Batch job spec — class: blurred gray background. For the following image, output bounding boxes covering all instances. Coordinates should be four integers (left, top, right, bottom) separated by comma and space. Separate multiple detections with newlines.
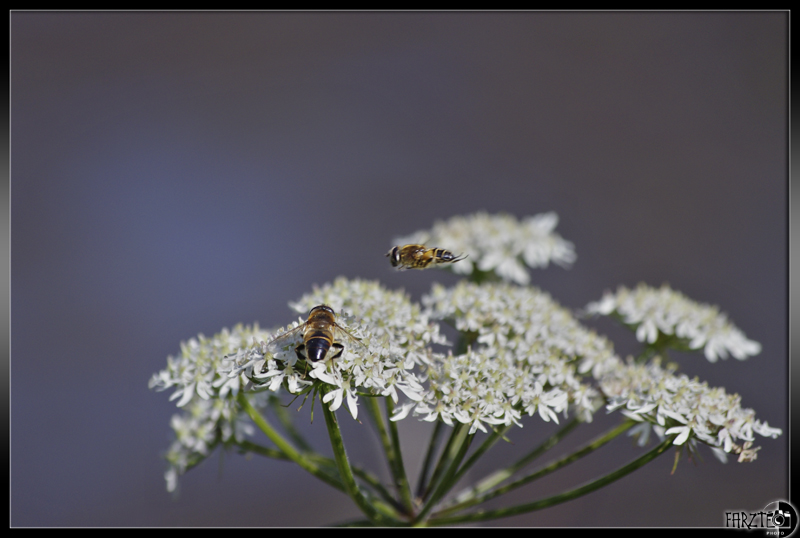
10, 12, 787, 527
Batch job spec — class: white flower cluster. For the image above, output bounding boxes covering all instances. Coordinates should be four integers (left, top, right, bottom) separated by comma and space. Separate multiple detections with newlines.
586, 284, 762, 362
600, 357, 782, 461
161, 396, 261, 492
149, 323, 270, 407
148, 324, 272, 491
390, 282, 619, 434
392, 211, 576, 285
223, 278, 446, 419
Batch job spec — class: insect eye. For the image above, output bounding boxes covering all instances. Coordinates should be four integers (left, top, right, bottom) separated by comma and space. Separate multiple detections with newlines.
389, 247, 400, 266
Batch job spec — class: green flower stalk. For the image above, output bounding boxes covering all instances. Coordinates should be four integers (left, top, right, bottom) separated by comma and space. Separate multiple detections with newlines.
150, 211, 782, 525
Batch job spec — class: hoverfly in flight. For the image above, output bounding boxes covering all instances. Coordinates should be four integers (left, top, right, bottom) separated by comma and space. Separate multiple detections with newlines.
386, 244, 467, 270
260, 305, 365, 373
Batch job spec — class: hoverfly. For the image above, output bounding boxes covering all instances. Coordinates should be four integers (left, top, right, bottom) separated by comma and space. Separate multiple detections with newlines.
260, 305, 365, 373
386, 244, 467, 270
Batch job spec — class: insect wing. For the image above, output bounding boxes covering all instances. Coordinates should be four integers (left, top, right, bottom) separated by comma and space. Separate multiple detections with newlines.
331, 322, 368, 355
448, 252, 468, 263
264, 323, 306, 358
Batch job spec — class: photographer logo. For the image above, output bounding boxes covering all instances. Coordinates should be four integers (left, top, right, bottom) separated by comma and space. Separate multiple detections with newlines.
725, 501, 797, 537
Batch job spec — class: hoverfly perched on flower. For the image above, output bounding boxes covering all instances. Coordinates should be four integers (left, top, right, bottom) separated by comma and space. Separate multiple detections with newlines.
260, 305, 365, 373
386, 244, 467, 271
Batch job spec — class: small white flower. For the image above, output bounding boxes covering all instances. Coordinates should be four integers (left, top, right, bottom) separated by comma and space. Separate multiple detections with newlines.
752, 420, 783, 439
735, 442, 761, 462
393, 211, 576, 285
665, 425, 692, 445
709, 446, 729, 463
586, 284, 762, 362
628, 421, 652, 447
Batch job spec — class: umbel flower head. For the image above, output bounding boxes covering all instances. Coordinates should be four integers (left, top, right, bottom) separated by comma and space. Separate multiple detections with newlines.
586, 283, 762, 362
600, 357, 782, 462
148, 324, 273, 491
149, 324, 270, 408
393, 211, 576, 285
389, 281, 620, 433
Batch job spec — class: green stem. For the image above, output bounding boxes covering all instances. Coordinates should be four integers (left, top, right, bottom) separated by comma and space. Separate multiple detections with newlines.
271, 394, 313, 452
427, 437, 673, 526
240, 439, 403, 513
414, 423, 472, 524
238, 439, 292, 462
347, 466, 407, 515
416, 421, 444, 499
437, 418, 633, 518
238, 393, 343, 491
320, 387, 402, 526
363, 397, 414, 514
420, 423, 463, 502
442, 416, 581, 513
384, 398, 416, 513
443, 424, 512, 497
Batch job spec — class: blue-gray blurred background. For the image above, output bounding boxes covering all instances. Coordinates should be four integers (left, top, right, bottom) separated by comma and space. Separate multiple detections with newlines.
10, 12, 787, 527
